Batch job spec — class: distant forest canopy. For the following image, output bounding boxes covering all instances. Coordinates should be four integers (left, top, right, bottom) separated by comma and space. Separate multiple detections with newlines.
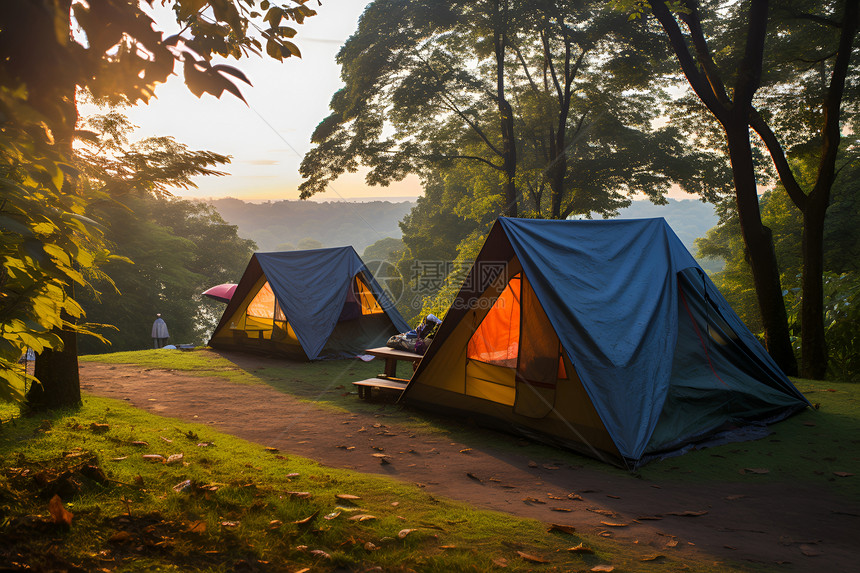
206, 198, 415, 254
207, 196, 718, 258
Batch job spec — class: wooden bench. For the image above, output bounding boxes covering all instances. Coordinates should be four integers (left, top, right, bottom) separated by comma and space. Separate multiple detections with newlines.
353, 346, 423, 399
352, 377, 409, 399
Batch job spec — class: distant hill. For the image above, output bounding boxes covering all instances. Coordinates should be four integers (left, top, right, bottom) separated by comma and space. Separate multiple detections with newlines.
612, 198, 719, 252
612, 198, 723, 272
207, 198, 415, 254
208, 196, 721, 268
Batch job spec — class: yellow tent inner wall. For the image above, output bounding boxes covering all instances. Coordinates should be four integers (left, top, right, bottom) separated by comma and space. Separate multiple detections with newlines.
355, 274, 384, 315
209, 275, 300, 351
407, 257, 621, 461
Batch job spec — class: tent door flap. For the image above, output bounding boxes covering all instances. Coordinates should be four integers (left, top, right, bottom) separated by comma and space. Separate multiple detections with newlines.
512, 277, 558, 418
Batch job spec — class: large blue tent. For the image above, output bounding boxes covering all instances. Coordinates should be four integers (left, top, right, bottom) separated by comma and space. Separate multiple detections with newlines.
209, 247, 408, 360
403, 218, 808, 467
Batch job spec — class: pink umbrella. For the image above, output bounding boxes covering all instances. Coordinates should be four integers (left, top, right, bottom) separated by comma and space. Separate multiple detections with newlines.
202, 283, 238, 303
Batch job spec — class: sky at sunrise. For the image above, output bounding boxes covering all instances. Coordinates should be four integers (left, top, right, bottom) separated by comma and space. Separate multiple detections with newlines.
108, 0, 422, 203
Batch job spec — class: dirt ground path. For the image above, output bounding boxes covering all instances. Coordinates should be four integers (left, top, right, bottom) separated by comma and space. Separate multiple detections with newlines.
79, 356, 859, 571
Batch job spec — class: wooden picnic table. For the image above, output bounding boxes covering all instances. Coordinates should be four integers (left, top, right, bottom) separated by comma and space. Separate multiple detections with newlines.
364, 346, 423, 381
353, 346, 423, 399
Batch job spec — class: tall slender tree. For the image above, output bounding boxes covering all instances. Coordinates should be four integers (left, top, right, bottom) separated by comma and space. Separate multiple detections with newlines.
642, 0, 858, 377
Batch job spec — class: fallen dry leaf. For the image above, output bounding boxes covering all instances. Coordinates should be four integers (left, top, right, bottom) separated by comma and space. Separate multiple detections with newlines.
516, 551, 548, 563
90, 423, 110, 434
48, 495, 73, 526
398, 528, 417, 539
567, 543, 594, 554
833, 472, 854, 477
364, 541, 379, 551
492, 557, 508, 568
220, 521, 239, 528
264, 447, 279, 453
292, 510, 319, 526
172, 479, 192, 493
323, 511, 341, 520
523, 496, 546, 504
636, 515, 662, 521
335, 494, 361, 501
640, 554, 666, 562
547, 523, 576, 535
310, 549, 331, 559
142, 454, 165, 462
547, 493, 564, 500
551, 507, 572, 512
741, 467, 770, 475
665, 539, 679, 548
600, 521, 629, 527
799, 544, 821, 556
108, 530, 133, 543
285, 473, 300, 479
460, 448, 473, 454
466, 472, 483, 482
348, 514, 377, 522
165, 453, 184, 465
568, 493, 583, 501
591, 566, 614, 572
286, 491, 313, 499
586, 508, 616, 517
665, 510, 708, 517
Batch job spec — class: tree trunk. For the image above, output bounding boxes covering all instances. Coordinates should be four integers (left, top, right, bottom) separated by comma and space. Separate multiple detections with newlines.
27, 324, 82, 410
549, 129, 565, 219
725, 124, 798, 376
494, 0, 517, 218
800, 196, 828, 379
27, 0, 83, 410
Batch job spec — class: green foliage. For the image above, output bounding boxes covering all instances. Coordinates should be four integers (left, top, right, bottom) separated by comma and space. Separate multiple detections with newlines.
77, 194, 256, 353
0, 95, 111, 401
786, 274, 860, 382
1, 0, 315, 404
300, 0, 727, 215
362, 237, 405, 263
0, 0, 315, 398
697, 172, 860, 381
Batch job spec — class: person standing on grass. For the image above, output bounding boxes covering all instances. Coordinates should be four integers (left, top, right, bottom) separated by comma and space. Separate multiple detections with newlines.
152, 313, 169, 349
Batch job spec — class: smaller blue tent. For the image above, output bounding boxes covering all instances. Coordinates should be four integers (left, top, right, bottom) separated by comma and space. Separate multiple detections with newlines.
402, 218, 809, 468
209, 247, 408, 360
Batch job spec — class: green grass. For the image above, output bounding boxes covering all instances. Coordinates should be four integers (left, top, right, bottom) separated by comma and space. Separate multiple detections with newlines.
81, 349, 628, 471
0, 396, 737, 572
636, 379, 860, 500
80, 349, 860, 501
80, 348, 263, 386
